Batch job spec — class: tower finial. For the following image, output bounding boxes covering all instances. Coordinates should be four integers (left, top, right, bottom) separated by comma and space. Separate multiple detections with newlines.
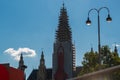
20, 53, 23, 59
63, 2, 64, 8
18, 53, 27, 73
114, 42, 118, 53
41, 50, 44, 60
90, 44, 94, 53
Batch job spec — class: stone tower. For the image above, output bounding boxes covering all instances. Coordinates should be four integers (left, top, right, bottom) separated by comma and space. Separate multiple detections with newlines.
18, 54, 27, 80
52, 4, 76, 80
18, 54, 27, 71
37, 51, 46, 80
114, 45, 118, 53
114, 45, 119, 57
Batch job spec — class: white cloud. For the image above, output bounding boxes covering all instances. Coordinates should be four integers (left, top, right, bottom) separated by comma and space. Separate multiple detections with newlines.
4, 48, 36, 61
112, 43, 120, 47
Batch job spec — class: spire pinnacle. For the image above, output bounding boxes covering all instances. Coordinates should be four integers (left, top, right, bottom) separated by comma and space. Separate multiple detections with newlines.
18, 53, 27, 72
56, 4, 72, 42
41, 51, 44, 59
62, 2, 65, 9
90, 44, 94, 53
114, 44, 118, 53
113, 43, 119, 57
91, 47, 94, 53
40, 51, 45, 65
20, 53, 23, 60
61, 2, 66, 13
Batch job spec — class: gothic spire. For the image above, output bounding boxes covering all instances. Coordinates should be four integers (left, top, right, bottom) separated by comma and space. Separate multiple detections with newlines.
62, 2, 65, 9
19, 54, 24, 69
113, 44, 119, 57
114, 45, 118, 53
56, 3, 72, 42
18, 53, 27, 80
91, 47, 94, 53
40, 51, 45, 66
37, 51, 46, 80
20, 53, 23, 61
18, 53, 27, 71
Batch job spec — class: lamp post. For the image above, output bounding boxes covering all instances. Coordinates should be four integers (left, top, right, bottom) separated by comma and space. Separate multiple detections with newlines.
86, 7, 112, 68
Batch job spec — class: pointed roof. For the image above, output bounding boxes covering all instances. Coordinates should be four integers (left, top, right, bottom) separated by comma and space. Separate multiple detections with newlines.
41, 51, 44, 60
20, 54, 23, 60
91, 47, 94, 53
40, 51, 45, 66
56, 3, 72, 42
18, 53, 27, 71
19, 53, 24, 63
114, 45, 118, 53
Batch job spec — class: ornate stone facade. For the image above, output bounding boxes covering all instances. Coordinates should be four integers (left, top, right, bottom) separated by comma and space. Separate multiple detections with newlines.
37, 51, 47, 80
52, 4, 76, 80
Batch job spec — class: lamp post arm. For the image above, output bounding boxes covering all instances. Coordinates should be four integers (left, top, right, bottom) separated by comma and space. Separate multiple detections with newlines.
88, 7, 110, 17
98, 7, 110, 14
88, 8, 98, 17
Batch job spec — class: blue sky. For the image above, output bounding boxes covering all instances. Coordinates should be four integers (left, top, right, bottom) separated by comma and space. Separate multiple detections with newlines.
0, 0, 120, 78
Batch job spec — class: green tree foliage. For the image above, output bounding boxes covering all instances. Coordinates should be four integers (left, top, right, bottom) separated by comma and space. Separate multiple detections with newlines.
79, 45, 120, 79
79, 50, 99, 75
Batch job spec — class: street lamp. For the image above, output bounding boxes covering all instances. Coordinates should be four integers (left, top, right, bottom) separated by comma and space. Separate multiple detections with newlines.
86, 7, 112, 67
